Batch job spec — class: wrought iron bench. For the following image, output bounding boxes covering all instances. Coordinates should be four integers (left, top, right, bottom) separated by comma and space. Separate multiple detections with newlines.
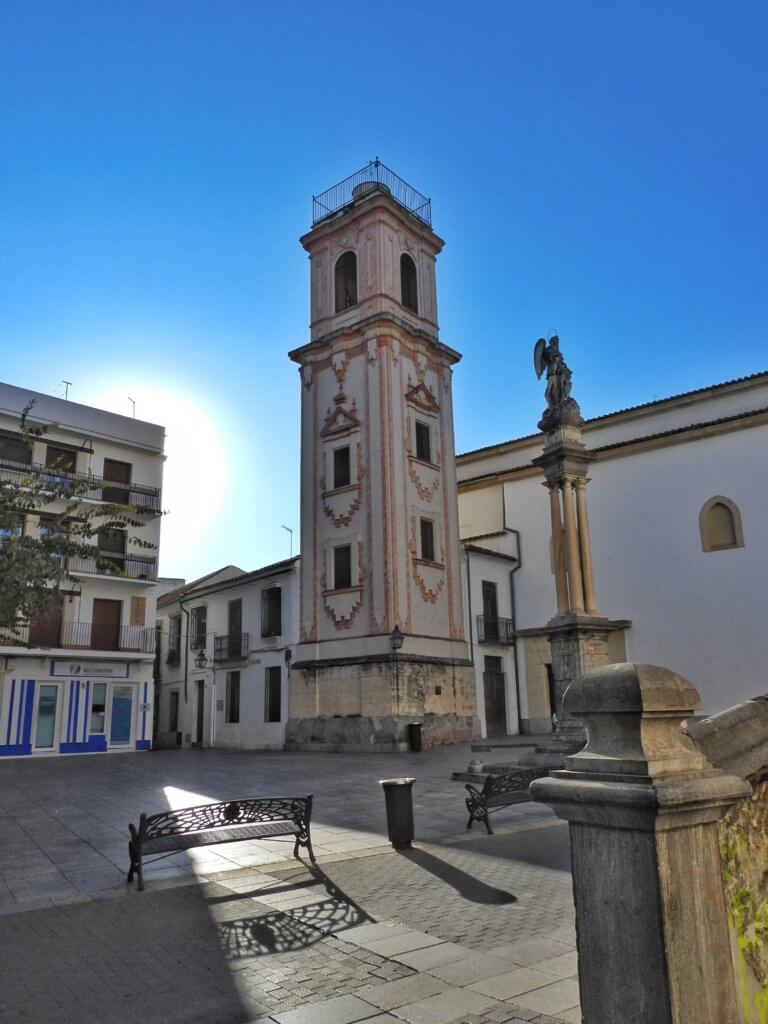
127, 794, 315, 891
466, 769, 548, 835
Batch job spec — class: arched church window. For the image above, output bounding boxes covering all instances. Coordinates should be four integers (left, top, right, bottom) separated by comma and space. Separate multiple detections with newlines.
335, 252, 357, 312
699, 496, 744, 552
400, 253, 418, 314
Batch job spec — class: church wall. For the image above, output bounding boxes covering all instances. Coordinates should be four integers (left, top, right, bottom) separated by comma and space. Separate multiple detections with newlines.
468, 421, 768, 718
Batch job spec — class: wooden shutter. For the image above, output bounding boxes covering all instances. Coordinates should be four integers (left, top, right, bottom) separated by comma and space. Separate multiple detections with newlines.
130, 596, 146, 627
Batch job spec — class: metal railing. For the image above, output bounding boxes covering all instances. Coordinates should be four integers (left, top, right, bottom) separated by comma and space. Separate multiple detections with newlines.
312, 159, 432, 227
476, 615, 515, 645
0, 455, 162, 512
0, 620, 155, 653
213, 633, 249, 662
68, 550, 158, 581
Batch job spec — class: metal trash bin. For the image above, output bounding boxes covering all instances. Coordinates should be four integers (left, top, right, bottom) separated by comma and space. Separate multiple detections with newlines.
380, 777, 415, 849
407, 722, 423, 752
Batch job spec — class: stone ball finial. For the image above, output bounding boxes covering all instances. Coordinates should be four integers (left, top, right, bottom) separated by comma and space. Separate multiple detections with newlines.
562, 663, 710, 781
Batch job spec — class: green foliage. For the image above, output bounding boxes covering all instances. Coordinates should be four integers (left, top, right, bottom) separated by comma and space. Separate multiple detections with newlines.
0, 401, 157, 632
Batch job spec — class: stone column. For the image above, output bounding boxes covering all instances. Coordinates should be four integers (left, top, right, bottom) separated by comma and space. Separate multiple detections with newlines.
547, 483, 569, 614
575, 477, 597, 615
531, 663, 750, 1024
560, 478, 584, 613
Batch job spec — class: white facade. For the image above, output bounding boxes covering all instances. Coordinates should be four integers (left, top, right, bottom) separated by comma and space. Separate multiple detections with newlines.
0, 382, 165, 757
156, 558, 299, 750
457, 372, 768, 730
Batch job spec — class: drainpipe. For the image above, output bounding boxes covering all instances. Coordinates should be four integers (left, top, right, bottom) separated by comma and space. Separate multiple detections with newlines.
507, 528, 523, 734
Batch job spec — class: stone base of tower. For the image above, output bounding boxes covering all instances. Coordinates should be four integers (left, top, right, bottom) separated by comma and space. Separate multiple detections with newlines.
286, 656, 480, 752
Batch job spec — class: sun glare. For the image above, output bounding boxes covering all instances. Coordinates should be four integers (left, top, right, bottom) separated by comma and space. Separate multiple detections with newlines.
82, 383, 231, 578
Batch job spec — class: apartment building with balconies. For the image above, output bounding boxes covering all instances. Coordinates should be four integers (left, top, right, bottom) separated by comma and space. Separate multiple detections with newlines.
155, 557, 298, 750
0, 381, 164, 757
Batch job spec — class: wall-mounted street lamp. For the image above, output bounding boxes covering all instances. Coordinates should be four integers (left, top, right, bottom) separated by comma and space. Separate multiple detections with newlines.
390, 625, 404, 711
389, 625, 404, 653
194, 649, 211, 670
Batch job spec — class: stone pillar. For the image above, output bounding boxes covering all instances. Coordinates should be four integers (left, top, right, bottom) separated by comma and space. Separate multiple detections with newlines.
531, 663, 751, 1024
561, 478, 584, 613
547, 484, 569, 614
575, 478, 597, 615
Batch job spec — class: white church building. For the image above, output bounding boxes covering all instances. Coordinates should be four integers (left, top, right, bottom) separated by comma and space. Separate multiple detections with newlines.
458, 370, 768, 735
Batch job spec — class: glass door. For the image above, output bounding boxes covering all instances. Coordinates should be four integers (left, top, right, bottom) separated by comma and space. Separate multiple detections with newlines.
35, 685, 59, 749
109, 685, 134, 746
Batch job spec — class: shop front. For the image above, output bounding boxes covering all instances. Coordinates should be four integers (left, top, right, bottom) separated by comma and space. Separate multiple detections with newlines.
0, 657, 153, 757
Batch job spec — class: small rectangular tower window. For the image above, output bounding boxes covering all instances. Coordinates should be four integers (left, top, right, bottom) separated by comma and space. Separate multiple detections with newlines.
265, 666, 282, 723
415, 421, 432, 463
333, 446, 351, 488
420, 518, 435, 562
226, 671, 240, 723
333, 544, 352, 589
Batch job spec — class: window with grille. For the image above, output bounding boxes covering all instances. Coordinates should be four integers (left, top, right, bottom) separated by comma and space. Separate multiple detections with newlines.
190, 606, 207, 649
226, 671, 241, 724
261, 587, 282, 637
265, 666, 282, 723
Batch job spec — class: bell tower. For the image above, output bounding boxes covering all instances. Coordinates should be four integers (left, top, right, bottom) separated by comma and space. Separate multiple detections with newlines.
287, 161, 479, 751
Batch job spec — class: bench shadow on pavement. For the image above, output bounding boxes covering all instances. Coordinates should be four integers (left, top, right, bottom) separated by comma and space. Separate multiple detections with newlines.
396, 847, 517, 904
207, 863, 373, 958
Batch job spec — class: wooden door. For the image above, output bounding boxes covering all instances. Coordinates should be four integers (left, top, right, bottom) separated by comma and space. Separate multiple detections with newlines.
483, 655, 507, 736
102, 459, 132, 503
29, 597, 63, 647
92, 598, 122, 651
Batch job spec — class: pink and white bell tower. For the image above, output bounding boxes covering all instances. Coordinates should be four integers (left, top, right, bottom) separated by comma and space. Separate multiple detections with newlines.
287, 162, 478, 751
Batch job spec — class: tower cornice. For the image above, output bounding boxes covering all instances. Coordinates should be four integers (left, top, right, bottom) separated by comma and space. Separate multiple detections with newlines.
289, 310, 463, 366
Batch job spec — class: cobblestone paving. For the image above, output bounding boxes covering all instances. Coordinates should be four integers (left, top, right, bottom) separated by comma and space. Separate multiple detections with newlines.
271, 824, 574, 950
0, 746, 552, 910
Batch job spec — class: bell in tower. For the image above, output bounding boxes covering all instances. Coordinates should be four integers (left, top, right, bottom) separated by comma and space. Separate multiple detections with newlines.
287, 160, 479, 751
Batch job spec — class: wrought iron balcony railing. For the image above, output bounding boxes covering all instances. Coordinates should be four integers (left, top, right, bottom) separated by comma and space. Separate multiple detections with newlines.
0, 455, 162, 512
0, 620, 156, 653
213, 633, 249, 662
476, 615, 515, 645
68, 551, 158, 581
312, 159, 432, 227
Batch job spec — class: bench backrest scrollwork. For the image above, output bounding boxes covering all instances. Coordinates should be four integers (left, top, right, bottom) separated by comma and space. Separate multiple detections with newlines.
138, 795, 313, 842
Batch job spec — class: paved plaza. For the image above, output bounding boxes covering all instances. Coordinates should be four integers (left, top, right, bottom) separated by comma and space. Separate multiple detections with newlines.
0, 747, 579, 1023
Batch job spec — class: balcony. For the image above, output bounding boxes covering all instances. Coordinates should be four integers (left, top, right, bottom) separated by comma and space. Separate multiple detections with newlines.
0, 456, 162, 512
68, 551, 158, 582
214, 633, 249, 662
476, 615, 515, 645
312, 159, 431, 227
0, 620, 156, 653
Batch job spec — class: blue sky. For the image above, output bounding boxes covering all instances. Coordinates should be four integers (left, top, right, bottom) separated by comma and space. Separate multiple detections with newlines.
1, 1, 766, 580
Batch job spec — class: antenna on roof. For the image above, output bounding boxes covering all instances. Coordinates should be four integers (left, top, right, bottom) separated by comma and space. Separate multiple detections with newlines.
128, 397, 136, 418
282, 525, 294, 558
61, 380, 72, 400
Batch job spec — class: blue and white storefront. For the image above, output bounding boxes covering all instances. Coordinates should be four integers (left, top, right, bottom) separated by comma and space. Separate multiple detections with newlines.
0, 656, 154, 757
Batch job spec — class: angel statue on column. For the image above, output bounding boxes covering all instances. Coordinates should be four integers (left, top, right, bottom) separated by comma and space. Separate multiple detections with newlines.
533, 334, 583, 433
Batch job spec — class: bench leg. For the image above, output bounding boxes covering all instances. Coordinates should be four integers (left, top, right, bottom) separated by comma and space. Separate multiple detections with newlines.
484, 813, 493, 836
127, 842, 135, 884
137, 853, 145, 892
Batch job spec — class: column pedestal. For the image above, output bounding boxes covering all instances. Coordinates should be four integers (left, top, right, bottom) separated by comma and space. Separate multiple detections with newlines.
520, 612, 613, 767
532, 663, 750, 1024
